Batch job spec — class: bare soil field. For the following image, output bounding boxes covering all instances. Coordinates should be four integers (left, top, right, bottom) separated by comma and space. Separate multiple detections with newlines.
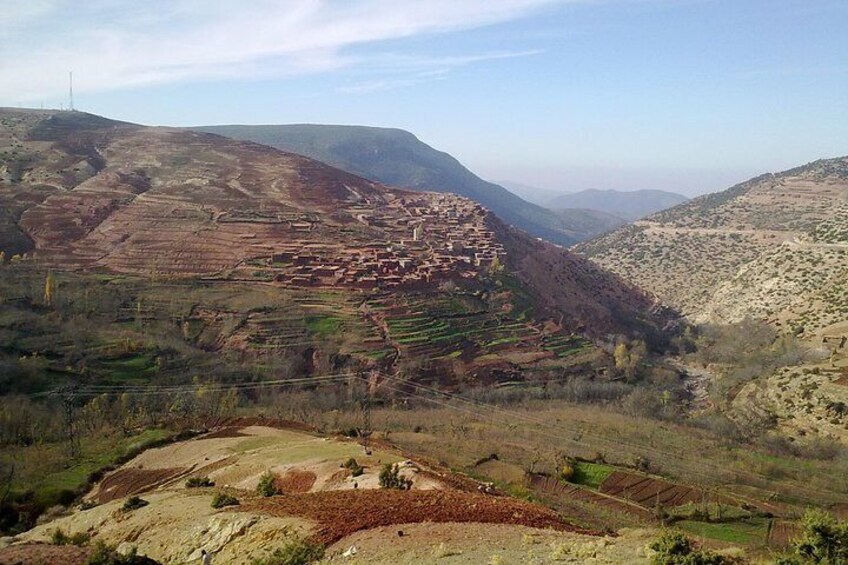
599, 471, 734, 508
318, 523, 658, 565
239, 489, 592, 545
9, 424, 611, 564
0, 544, 92, 565
528, 474, 654, 521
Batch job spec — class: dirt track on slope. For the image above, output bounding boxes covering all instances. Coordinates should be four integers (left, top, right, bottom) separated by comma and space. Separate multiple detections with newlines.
94, 467, 187, 503
237, 489, 597, 545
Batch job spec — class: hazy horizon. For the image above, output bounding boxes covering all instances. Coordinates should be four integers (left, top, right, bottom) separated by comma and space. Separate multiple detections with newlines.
2, 0, 845, 197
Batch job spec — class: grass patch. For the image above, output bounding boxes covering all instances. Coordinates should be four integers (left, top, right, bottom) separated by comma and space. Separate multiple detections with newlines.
677, 518, 769, 545
569, 461, 615, 489
304, 315, 342, 338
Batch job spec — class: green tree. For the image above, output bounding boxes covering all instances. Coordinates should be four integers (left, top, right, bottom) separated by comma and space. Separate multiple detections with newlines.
378, 464, 412, 490
44, 271, 56, 306
784, 509, 848, 564
649, 530, 726, 565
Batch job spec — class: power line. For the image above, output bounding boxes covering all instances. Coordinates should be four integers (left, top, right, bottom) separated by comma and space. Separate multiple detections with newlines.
374, 374, 843, 503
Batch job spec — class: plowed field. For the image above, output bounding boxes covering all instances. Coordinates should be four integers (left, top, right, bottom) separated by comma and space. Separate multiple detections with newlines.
238, 489, 596, 544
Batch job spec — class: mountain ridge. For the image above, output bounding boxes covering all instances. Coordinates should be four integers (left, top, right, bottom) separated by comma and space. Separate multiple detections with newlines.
549, 188, 689, 221
577, 156, 848, 335
0, 108, 672, 355
192, 124, 620, 245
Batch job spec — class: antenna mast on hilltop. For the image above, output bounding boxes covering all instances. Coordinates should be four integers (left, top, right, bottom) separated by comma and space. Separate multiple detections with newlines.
68, 71, 74, 111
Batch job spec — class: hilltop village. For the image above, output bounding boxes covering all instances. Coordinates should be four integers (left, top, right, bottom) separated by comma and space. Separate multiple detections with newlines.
233, 192, 507, 289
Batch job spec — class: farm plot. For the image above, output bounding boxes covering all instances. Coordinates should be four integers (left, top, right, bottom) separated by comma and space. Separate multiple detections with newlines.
527, 473, 654, 521
379, 294, 554, 362
238, 488, 594, 545
599, 470, 733, 508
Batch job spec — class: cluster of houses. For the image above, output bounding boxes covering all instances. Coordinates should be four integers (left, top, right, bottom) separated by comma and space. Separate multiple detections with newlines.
252, 192, 506, 289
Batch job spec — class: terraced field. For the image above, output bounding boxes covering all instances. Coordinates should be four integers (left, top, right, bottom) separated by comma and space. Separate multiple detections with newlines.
375, 292, 594, 372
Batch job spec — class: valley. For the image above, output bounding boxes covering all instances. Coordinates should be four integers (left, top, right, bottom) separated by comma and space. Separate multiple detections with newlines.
1, 108, 848, 565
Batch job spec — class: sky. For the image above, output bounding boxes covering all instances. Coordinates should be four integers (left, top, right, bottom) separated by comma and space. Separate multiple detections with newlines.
1, 0, 846, 196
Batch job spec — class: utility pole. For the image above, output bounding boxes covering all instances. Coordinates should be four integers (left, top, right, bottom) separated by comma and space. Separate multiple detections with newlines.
58, 385, 81, 458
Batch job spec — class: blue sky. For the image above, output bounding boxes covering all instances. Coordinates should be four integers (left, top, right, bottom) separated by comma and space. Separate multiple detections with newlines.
1, 0, 846, 196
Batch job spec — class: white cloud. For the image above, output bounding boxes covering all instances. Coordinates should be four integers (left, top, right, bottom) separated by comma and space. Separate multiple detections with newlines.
338, 50, 544, 94
0, 0, 564, 102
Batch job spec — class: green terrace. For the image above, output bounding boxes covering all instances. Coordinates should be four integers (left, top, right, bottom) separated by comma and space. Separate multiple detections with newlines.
380, 293, 561, 361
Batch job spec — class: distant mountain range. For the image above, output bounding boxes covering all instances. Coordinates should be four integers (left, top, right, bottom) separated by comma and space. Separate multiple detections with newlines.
547, 189, 689, 221
501, 182, 689, 221
193, 124, 622, 245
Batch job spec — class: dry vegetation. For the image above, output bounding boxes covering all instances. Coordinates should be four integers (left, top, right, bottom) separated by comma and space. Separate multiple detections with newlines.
578, 157, 848, 335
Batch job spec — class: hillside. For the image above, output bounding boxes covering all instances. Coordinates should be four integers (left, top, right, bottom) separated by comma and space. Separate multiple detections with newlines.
0, 108, 672, 391
3, 423, 656, 564
192, 124, 618, 245
549, 189, 689, 221
577, 157, 848, 335
552, 207, 627, 238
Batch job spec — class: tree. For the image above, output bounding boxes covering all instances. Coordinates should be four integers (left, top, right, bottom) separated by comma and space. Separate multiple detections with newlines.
649, 530, 726, 565
378, 464, 412, 490
783, 509, 848, 564
614, 339, 647, 380
44, 271, 56, 306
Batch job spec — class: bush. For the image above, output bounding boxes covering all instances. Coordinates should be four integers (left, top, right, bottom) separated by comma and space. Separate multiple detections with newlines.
211, 492, 239, 508
86, 541, 150, 565
250, 538, 325, 565
121, 496, 149, 512
780, 509, 848, 564
51, 527, 90, 546
378, 464, 412, 490
342, 458, 364, 477
186, 476, 215, 488
558, 462, 574, 481
649, 530, 727, 565
257, 471, 279, 497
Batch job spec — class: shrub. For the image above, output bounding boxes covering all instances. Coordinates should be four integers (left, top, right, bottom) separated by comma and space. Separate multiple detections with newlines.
51, 528, 90, 546
649, 530, 727, 565
186, 476, 215, 488
257, 471, 279, 497
378, 464, 412, 490
86, 541, 149, 564
558, 462, 574, 482
780, 509, 848, 564
121, 496, 149, 512
250, 537, 325, 565
342, 458, 364, 477
211, 492, 239, 508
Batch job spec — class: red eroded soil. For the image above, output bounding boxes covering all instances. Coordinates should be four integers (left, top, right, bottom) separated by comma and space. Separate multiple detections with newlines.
277, 470, 317, 493
202, 426, 248, 439
94, 467, 186, 503
0, 544, 92, 565
237, 489, 596, 545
